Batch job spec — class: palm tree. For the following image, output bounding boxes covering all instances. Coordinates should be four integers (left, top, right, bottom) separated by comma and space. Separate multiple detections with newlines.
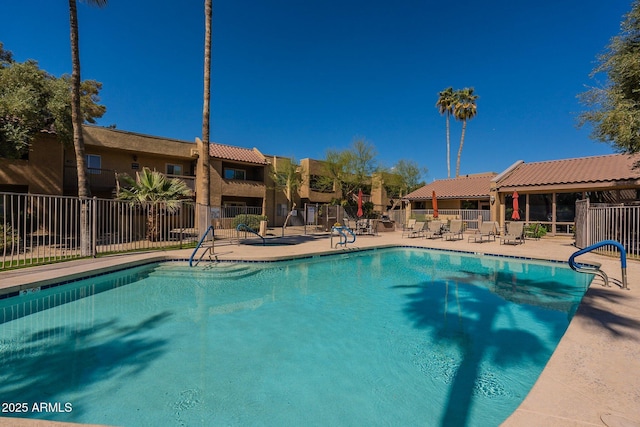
69, 0, 107, 198
453, 88, 478, 177
69, 0, 107, 256
200, 0, 212, 206
436, 87, 455, 178
117, 168, 194, 241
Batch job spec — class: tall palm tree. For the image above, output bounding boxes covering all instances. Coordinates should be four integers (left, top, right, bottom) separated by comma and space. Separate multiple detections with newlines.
436, 87, 455, 178
68, 0, 107, 256
69, 0, 107, 198
200, 0, 212, 206
453, 88, 478, 177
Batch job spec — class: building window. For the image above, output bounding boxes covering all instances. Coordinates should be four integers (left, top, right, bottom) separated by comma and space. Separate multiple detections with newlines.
86, 154, 101, 174
461, 200, 478, 209
529, 194, 553, 222
224, 168, 246, 180
277, 203, 288, 217
556, 192, 582, 222
166, 164, 183, 176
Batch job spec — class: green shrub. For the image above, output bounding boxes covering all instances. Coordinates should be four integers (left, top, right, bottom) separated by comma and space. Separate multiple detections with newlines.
0, 224, 20, 251
231, 214, 268, 231
526, 223, 547, 238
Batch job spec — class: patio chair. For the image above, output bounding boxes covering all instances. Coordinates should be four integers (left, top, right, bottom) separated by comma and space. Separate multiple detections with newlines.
424, 220, 443, 239
443, 219, 463, 241
401, 219, 418, 238
468, 221, 496, 243
525, 223, 540, 240
357, 219, 378, 236
405, 221, 426, 238
368, 219, 379, 236
501, 221, 525, 245
404, 218, 416, 231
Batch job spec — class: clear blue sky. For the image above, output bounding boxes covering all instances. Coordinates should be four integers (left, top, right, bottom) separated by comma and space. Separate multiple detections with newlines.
2, 0, 632, 181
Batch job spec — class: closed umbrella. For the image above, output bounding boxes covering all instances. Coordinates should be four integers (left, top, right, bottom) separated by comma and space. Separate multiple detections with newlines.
357, 189, 364, 218
432, 190, 439, 218
511, 191, 520, 220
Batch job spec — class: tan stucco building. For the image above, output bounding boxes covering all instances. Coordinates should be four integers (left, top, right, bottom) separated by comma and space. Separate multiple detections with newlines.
405, 154, 640, 235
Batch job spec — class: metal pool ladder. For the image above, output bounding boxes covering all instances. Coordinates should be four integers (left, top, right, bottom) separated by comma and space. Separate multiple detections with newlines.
568, 240, 628, 290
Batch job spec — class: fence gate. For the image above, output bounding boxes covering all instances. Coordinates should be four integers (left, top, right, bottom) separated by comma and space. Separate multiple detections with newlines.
303, 203, 344, 233
574, 199, 589, 249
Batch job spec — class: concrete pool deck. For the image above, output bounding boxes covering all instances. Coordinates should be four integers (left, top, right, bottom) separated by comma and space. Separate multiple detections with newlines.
0, 230, 638, 427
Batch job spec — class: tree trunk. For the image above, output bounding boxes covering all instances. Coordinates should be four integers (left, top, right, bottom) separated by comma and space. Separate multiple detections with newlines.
446, 112, 451, 179
69, 0, 92, 256
456, 120, 467, 178
200, 0, 212, 204
196, 0, 213, 239
147, 204, 159, 242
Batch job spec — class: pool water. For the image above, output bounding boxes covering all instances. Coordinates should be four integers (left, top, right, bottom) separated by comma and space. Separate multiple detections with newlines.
0, 248, 592, 426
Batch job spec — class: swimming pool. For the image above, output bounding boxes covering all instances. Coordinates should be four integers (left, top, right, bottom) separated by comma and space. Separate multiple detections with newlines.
0, 247, 592, 426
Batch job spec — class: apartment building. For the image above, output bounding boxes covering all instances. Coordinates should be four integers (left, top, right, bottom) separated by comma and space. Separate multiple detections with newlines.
1, 126, 345, 227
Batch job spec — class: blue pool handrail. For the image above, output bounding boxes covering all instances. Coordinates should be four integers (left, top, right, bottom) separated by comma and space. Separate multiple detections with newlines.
236, 223, 265, 246
569, 240, 628, 290
189, 225, 215, 267
331, 225, 356, 248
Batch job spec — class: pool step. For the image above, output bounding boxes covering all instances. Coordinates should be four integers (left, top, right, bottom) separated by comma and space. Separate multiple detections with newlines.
149, 263, 259, 280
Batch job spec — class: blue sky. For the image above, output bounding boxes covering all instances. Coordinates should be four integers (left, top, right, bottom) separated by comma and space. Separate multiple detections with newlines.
2, 0, 632, 181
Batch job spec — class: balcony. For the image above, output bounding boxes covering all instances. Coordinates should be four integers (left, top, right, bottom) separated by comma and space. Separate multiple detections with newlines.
64, 166, 195, 197
64, 166, 117, 193
221, 179, 266, 198
167, 174, 196, 192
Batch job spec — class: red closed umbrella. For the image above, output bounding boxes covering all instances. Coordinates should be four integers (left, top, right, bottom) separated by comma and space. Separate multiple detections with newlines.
432, 190, 439, 218
357, 189, 364, 217
511, 191, 520, 220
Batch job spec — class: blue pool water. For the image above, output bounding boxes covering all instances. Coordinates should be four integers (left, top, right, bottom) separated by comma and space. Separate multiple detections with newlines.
0, 248, 592, 426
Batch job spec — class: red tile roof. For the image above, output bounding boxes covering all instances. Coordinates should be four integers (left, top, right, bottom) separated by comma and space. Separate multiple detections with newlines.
405, 173, 497, 200
209, 143, 268, 164
495, 153, 640, 189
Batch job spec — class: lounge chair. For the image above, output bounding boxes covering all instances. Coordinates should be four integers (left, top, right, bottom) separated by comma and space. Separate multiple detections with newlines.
424, 220, 443, 239
403, 218, 416, 231
501, 221, 525, 245
468, 221, 496, 243
443, 219, 463, 241
401, 219, 418, 238
405, 221, 426, 238
357, 219, 378, 236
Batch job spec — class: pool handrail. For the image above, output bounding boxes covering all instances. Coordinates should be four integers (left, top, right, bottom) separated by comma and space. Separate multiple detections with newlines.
331, 225, 356, 248
569, 240, 628, 290
236, 223, 265, 246
189, 225, 215, 267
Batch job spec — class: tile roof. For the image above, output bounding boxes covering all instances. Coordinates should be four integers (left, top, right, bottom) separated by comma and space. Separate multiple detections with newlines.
495, 153, 640, 189
405, 173, 497, 200
209, 143, 268, 165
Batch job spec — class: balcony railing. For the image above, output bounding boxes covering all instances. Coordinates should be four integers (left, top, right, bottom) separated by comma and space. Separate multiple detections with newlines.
64, 166, 117, 191
167, 174, 196, 192
64, 167, 196, 194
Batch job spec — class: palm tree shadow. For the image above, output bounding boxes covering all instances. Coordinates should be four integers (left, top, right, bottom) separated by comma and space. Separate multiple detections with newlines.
0, 311, 172, 421
573, 287, 640, 336
395, 275, 558, 427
